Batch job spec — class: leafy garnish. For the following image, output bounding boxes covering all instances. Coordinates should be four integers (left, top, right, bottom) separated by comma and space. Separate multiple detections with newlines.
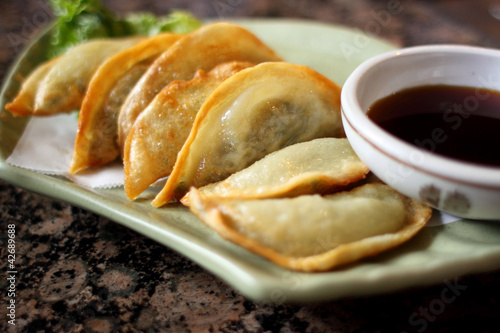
124, 10, 203, 36
47, 0, 202, 57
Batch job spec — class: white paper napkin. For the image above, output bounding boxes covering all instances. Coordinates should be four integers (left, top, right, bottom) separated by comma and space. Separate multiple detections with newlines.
6, 113, 124, 189
426, 210, 462, 227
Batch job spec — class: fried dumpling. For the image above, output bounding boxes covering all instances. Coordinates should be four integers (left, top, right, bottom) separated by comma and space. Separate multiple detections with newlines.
123, 61, 255, 200
5, 57, 60, 117
188, 183, 432, 272
180, 138, 369, 206
117, 22, 282, 149
151, 62, 344, 207
69, 33, 182, 174
6, 37, 143, 116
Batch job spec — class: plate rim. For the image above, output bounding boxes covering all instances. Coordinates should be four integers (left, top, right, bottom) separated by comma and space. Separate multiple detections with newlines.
1, 18, 500, 303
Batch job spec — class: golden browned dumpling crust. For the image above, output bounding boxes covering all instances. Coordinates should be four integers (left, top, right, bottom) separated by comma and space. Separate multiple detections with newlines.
152, 62, 344, 207
116, 22, 282, 151
69, 33, 182, 174
5, 57, 61, 117
6, 37, 143, 117
123, 61, 255, 200
180, 138, 369, 206
188, 183, 432, 272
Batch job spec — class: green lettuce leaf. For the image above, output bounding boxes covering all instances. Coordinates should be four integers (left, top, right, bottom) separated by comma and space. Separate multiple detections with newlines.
47, 0, 201, 57
124, 10, 202, 36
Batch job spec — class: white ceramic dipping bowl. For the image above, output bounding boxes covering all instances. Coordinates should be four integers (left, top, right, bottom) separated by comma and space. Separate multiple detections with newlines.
341, 44, 500, 220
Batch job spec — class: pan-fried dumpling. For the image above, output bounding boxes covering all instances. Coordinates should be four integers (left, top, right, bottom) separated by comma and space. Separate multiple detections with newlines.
5, 57, 60, 117
180, 138, 369, 206
7, 37, 143, 116
69, 33, 182, 174
151, 62, 344, 207
123, 61, 255, 200
188, 183, 432, 272
117, 22, 282, 149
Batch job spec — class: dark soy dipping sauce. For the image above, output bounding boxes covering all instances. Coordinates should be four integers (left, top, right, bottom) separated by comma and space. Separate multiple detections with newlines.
367, 84, 500, 167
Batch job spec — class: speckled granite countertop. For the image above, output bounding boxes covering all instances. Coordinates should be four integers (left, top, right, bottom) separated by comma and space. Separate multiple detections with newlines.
1, 1, 500, 332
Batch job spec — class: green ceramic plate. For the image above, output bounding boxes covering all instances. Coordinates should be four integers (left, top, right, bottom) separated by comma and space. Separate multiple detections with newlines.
2, 19, 500, 303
